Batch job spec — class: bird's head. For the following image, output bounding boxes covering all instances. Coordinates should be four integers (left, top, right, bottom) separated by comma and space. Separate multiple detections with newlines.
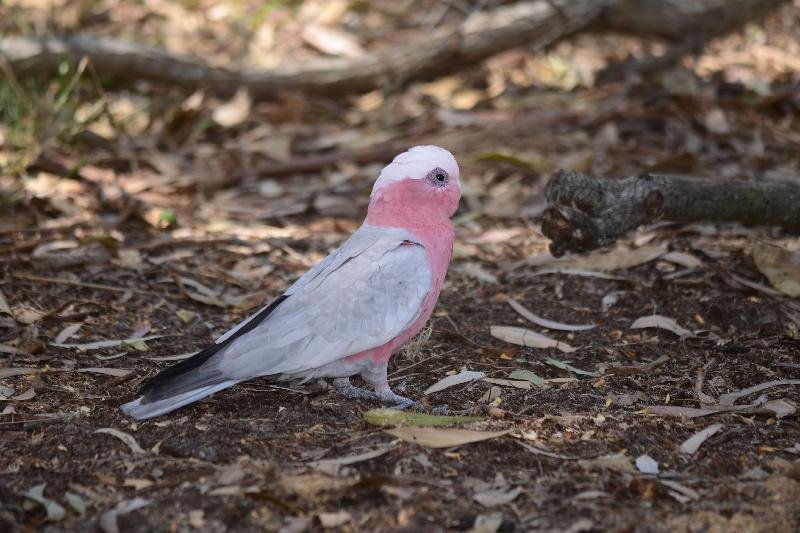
367, 145, 461, 225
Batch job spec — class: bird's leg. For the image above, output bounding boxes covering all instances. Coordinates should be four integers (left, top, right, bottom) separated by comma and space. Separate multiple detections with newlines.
362, 364, 417, 410
332, 377, 379, 401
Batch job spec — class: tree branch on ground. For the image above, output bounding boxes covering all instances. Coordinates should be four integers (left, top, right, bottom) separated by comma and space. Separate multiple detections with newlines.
0, 0, 786, 100
541, 170, 800, 257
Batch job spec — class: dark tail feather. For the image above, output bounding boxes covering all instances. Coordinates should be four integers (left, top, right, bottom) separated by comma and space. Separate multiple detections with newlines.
138, 294, 289, 402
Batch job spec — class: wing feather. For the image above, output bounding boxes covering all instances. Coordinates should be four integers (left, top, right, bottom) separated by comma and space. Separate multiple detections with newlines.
214, 225, 431, 379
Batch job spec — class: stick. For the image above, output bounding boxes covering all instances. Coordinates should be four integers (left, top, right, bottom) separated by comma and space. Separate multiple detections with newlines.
542, 170, 800, 256
11, 273, 162, 296
0, 1, 601, 100
1, 1, 783, 100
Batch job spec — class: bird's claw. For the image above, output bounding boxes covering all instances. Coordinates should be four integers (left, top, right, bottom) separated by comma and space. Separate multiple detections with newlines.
334, 377, 422, 410
378, 391, 417, 410
430, 404, 450, 415
333, 378, 379, 401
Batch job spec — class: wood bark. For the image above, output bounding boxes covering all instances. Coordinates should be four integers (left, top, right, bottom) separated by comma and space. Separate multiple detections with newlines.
0, 0, 602, 100
541, 170, 800, 257
0, 0, 786, 100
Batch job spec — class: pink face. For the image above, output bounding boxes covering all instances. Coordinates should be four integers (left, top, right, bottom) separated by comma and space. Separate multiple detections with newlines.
368, 146, 461, 222
374, 168, 461, 219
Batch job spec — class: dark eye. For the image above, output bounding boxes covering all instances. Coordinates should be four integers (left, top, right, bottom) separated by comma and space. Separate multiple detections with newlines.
426, 167, 449, 187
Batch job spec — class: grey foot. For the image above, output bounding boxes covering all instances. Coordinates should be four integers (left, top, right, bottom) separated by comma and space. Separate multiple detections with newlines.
333, 377, 378, 401
430, 404, 450, 415
375, 388, 418, 410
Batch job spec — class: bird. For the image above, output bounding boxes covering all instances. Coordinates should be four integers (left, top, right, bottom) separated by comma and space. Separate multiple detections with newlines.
121, 145, 461, 419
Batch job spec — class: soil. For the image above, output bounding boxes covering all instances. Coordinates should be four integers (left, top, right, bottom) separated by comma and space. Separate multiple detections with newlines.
1, 218, 799, 532
1, 2, 800, 531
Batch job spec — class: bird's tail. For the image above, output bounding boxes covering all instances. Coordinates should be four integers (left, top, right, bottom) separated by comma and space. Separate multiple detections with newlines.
121, 380, 239, 420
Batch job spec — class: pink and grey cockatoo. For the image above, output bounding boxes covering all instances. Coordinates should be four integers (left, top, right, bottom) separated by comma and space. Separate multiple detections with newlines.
121, 145, 460, 419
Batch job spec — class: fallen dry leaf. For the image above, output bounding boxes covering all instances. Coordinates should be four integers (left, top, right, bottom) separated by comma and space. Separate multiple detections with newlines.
52, 335, 164, 351
529, 244, 667, 271
679, 423, 723, 455
545, 358, 598, 377
635, 454, 659, 474
188, 509, 205, 529
308, 444, 396, 475
507, 297, 596, 331
533, 267, 626, 280
507, 369, 546, 387
54, 323, 82, 344
645, 405, 717, 418
0, 367, 38, 379
279, 471, 357, 499
123, 478, 155, 490
64, 492, 86, 516
23, 483, 66, 522
515, 440, 575, 460
0, 289, 11, 315
752, 241, 800, 297
631, 315, 694, 337
469, 512, 503, 533
425, 368, 485, 394
318, 510, 352, 528
301, 24, 365, 58
458, 262, 499, 284
95, 428, 146, 455
490, 326, 575, 353
473, 486, 522, 507
212, 88, 252, 128
662, 251, 704, 269
386, 427, 509, 449
12, 388, 36, 401
659, 479, 699, 503
12, 303, 47, 324
77, 368, 131, 377
363, 409, 484, 427
99, 497, 150, 533
717, 379, 800, 406
762, 399, 797, 418
482, 378, 532, 390
580, 452, 636, 473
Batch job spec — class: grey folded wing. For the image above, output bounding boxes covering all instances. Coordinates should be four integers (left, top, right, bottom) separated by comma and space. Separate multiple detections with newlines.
214, 225, 433, 379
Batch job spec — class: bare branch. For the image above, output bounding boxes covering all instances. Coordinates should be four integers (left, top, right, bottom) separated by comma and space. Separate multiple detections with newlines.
0, 0, 786, 100
542, 170, 800, 256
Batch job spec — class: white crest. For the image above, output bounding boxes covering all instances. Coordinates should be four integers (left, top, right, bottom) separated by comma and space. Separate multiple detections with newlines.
371, 145, 460, 197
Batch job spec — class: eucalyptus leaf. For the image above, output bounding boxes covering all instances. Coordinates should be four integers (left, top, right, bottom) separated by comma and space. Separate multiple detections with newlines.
363, 408, 484, 427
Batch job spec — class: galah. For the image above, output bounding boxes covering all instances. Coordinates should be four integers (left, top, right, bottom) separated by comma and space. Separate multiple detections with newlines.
122, 145, 461, 419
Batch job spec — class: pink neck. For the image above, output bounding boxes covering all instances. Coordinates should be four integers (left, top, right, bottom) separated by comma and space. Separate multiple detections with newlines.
365, 179, 459, 236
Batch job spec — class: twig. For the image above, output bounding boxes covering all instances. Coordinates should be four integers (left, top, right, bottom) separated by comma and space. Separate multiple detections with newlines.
542, 170, 800, 256
389, 353, 444, 377
694, 357, 717, 405
515, 439, 577, 460
11, 273, 162, 296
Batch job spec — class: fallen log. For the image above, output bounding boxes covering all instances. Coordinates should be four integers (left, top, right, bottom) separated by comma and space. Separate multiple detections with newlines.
0, 0, 786, 100
0, 0, 602, 100
541, 170, 800, 257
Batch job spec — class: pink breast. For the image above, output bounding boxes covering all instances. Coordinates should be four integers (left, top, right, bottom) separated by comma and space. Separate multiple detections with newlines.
344, 177, 459, 365
343, 224, 454, 365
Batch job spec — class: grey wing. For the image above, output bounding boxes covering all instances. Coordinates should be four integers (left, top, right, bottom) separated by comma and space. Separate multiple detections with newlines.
215, 227, 432, 379
215, 226, 387, 345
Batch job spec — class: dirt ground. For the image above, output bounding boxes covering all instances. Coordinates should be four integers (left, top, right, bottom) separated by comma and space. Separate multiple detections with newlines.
2, 1, 800, 532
